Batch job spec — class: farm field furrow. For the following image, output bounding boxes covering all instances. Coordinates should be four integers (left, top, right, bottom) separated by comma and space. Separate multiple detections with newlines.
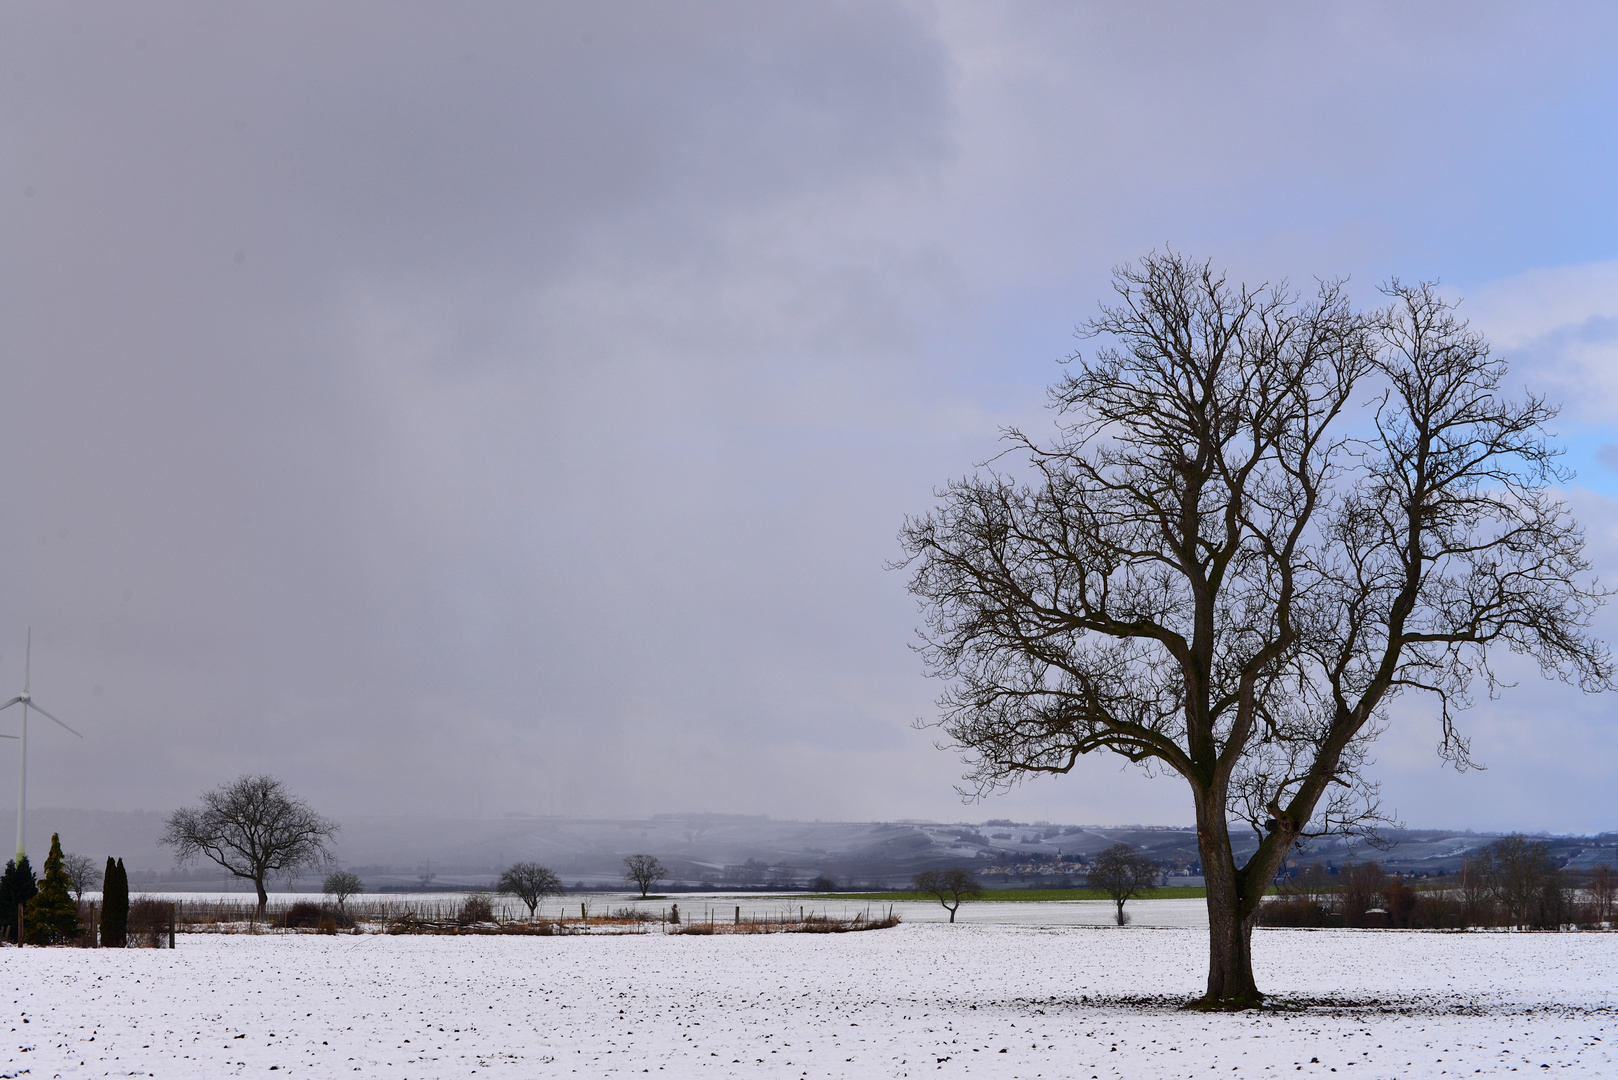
5, 916, 1614, 1078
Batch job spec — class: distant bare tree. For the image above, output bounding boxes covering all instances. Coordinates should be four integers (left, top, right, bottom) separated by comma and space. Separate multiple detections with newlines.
900, 253, 1613, 1005
161, 774, 338, 916
623, 854, 666, 897
499, 862, 564, 917
1481, 834, 1563, 929
323, 870, 363, 912
62, 852, 98, 902
1087, 844, 1159, 925
912, 867, 983, 922
1589, 862, 1617, 924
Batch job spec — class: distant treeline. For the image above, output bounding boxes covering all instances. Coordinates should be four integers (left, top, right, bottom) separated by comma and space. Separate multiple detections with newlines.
1259, 835, 1616, 931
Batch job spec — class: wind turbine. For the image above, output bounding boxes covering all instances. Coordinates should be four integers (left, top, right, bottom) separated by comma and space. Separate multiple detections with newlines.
0, 629, 82, 865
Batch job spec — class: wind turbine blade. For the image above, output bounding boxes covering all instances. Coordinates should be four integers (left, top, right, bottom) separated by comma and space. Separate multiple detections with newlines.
0, 733, 14, 739
26, 701, 82, 738
24, 628, 30, 694
0, 696, 22, 711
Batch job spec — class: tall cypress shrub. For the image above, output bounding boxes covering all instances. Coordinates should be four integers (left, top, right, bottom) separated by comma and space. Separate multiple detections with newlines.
100, 857, 128, 947
98, 856, 116, 944
24, 833, 79, 944
0, 856, 37, 943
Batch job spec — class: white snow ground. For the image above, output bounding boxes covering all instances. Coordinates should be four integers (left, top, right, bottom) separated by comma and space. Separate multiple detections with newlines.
5, 912, 1614, 1078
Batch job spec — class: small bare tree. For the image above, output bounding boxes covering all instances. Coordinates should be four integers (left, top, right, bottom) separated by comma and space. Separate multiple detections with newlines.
323, 870, 363, 912
1589, 862, 1617, 924
912, 866, 983, 922
161, 774, 338, 916
1086, 844, 1159, 925
498, 862, 564, 917
623, 854, 666, 897
62, 852, 98, 903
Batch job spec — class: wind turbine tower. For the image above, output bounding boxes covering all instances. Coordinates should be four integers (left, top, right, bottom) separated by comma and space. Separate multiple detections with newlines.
0, 629, 82, 864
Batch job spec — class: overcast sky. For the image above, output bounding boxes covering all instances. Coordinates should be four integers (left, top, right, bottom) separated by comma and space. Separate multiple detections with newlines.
5, 2, 1618, 833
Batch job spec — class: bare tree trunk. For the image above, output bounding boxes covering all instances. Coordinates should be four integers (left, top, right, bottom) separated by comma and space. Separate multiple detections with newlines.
255, 878, 268, 918
1203, 888, 1259, 1006
1194, 800, 1263, 1008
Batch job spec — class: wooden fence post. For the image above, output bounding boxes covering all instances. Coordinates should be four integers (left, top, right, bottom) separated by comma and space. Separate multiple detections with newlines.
169, 903, 176, 949
16, 903, 23, 946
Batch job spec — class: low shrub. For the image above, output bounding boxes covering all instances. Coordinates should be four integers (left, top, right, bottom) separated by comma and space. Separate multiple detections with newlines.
608, 906, 655, 922
674, 922, 716, 935
278, 902, 325, 929
127, 898, 174, 947
457, 895, 495, 926
1255, 898, 1334, 928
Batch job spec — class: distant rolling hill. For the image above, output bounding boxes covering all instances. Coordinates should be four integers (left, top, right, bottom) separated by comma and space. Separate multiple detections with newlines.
14, 808, 1618, 892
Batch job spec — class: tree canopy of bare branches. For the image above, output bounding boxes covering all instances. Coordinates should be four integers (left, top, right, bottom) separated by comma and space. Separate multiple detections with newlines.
498, 862, 564, 917
161, 774, 339, 916
912, 866, 983, 922
1086, 843, 1159, 925
898, 251, 1612, 1007
1476, 834, 1566, 929
61, 852, 98, 903
323, 870, 363, 911
623, 854, 666, 897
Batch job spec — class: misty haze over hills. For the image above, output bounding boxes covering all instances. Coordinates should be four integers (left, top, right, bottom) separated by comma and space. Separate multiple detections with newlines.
14, 808, 1616, 892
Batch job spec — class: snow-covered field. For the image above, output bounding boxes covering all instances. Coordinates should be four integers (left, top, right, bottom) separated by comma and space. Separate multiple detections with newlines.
5, 909, 1614, 1078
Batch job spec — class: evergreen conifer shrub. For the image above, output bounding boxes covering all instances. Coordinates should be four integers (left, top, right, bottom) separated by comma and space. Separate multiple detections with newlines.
0, 856, 37, 943
24, 833, 80, 944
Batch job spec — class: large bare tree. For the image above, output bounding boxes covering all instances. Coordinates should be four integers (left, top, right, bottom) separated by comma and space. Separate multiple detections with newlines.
899, 252, 1611, 1007
161, 774, 339, 916
623, 854, 666, 897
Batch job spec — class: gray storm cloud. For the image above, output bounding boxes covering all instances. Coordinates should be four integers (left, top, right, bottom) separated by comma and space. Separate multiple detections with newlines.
3, 1, 1618, 832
